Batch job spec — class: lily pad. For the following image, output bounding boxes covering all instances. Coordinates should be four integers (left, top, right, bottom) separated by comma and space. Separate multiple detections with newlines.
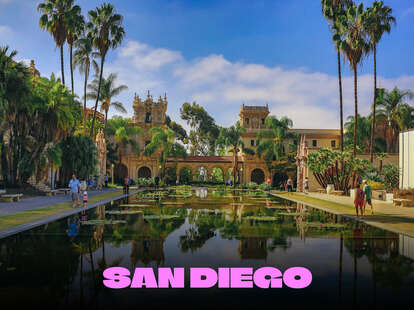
144, 215, 181, 220
162, 202, 185, 205
300, 222, 345, 229
279, 212, 308, 216
106, 211, 143, 215
81, 220, 126, 225
243, 216, 278, 221
119, 204, 154, 207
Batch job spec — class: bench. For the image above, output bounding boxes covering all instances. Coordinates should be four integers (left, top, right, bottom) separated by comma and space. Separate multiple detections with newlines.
43, 190, 58, 196
56, 188, 71, 195
316, 188, 326, 194
393, 198, 412, 207
331, 190, 344, 196
1, 194, 23, 202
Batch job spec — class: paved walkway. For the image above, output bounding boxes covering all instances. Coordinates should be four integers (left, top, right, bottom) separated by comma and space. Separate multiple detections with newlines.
0, 188, 117, 217
300, 192, 414, 220
272, 190, 414, 238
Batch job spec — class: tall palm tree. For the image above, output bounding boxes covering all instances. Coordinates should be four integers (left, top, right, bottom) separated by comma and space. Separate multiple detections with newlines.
375, 87, 414, 153
65, 3, 84, 95
73, 34, 99, 133
86, 73, 128, 138
107, 116, 142, 165
216, 122, 254, 185
321, 0, 354, 152
86, 3, 125, 138
365, 1, 396, 162
144, 127, 187, 181
334, 3, 370, 156
256, 116, 295, 165
38, 0, 74, 86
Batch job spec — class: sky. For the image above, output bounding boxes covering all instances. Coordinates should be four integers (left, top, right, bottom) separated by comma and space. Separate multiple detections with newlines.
1, 0, 413, 129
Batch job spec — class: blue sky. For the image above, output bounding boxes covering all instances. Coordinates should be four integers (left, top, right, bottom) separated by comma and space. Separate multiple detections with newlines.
1, 0, 413, 128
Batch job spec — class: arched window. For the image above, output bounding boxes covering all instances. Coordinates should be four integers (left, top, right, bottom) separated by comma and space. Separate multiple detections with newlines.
145, 112, 152, 123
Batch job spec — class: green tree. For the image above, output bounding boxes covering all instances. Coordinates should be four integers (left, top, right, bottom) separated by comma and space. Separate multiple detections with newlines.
73, 34, 99, 132
375, 87, 414, 153
166, 115, 188, 143
65, 2, 84, 95
144, 127, 187, 181
180, 101, 220, 155
364, 1, 395, 162
44, 144, 62, 189
107, 116, 142, 165
59, 135, 98, 182
86, 73, 127, 138
344, 114, 371, 153
321, 0, 354, 151
38, 0, 75, 86
334, 3, 370, 156
216, 122, 253, 185
86, 3, 125, 138
256, 116, 296, 173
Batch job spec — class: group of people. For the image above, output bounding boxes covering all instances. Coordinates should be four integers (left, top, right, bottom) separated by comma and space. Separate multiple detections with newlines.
354, 180, 374, 217
279, 177, 294, 192
69, 173, 88, 208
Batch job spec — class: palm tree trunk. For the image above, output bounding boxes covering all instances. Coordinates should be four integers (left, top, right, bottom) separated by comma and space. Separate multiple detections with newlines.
60, 45, 65, 86
369, 45, 377, 162
70, 44, 74, 95
337, 49, 344, 152
104, 109, 108, 140
90, 56, 105, 138
83, 69, 88, 135
233, 148, 237, 186
353, 64, 358, 157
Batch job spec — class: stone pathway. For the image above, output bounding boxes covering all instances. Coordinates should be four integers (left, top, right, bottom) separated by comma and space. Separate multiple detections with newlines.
302, 192, 414, 220
0, 188, 117, 217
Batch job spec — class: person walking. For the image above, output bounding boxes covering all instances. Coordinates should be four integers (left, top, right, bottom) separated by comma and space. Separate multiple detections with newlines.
287, 177, 293, 192
124, 175, 130, 194
354, 184, 365, 217
82, 191, 88, 208
279, 182, 284, 191
104, 174, 108, 188
362, 180, 374, 215
304, 177, 309, 194
69, 173, 81, 208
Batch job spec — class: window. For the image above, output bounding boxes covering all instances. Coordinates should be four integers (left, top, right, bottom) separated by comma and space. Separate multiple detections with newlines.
261, 118, 265, 125
312, 140, 317, 147
331, 140, 336, 148
250, 140, 254, 146
145, 140, 150, 146
293, 140, 297, 145
245, 118, 249, 125
145, 112, 152, 123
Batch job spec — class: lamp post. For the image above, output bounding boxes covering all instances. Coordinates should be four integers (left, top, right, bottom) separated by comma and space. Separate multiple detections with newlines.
111, 163, 114, 185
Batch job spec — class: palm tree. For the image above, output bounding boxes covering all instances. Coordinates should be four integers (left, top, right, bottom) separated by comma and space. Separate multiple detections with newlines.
256, 116, 295, 171
65, 3, 84, 95
216, 122, 254, 185
44, 144, 62, 190
375, 87, 414, 153
364, 1, 396, 162
73, 34, 99, 133
86, 3, 125, 138
38, 0, 75, 86
334, 3, 370, 156
107, 116, 142, 165
321, 0, 354, 152
86, 73, 128, 138
144, 127, 187, 181
344, 114, 371, 153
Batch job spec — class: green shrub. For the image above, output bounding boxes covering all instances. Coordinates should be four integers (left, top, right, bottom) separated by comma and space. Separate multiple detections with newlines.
380, 164, 399, 192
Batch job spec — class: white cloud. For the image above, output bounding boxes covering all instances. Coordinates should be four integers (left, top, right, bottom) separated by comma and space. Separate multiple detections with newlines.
0, 25, 12, 38
104, 39, 414, 129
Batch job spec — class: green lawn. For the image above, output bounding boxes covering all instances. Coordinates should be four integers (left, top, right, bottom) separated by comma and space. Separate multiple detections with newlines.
0, 190, 123, 231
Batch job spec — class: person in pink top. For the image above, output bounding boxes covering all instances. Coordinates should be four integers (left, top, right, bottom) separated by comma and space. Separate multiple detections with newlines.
82, 191, 88, 208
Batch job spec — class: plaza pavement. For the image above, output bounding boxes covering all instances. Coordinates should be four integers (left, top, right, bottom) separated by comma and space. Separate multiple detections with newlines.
272, 190, 414, 237
0, 188, 117, 217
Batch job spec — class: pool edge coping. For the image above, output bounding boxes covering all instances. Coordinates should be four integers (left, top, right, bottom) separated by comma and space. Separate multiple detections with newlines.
0, 189, 144, 240
267, 190, 414, 239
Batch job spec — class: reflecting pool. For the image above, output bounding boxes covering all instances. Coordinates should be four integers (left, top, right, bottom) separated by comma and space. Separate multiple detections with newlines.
1, 187, 413, 307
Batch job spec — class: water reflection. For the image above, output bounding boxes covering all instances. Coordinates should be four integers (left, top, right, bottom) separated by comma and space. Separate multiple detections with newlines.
0, 188, 414, 307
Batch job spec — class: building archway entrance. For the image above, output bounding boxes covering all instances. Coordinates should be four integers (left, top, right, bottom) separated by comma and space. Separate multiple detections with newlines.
138, 166, 152, 178
251, 168, 265, 184
115, 164, 128, 184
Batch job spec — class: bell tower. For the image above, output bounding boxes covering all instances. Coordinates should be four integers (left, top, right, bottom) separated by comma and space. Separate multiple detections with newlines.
132, 90, 167, 126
